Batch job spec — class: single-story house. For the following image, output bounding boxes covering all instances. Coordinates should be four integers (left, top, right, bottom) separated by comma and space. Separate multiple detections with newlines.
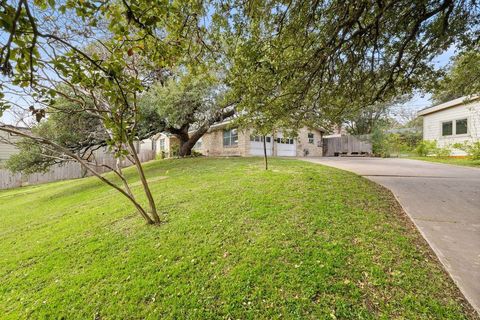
418, 95, 480, 156
142, 122, 325, 158
139, 132, 180, 158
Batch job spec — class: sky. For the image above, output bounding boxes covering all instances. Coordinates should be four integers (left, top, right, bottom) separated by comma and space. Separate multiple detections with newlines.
401, 45, 457, 111
0, 46, 457, 127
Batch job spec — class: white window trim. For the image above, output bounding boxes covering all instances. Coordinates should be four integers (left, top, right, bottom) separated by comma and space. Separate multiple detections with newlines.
440, 117, 470, 138
223, 129, 239, 147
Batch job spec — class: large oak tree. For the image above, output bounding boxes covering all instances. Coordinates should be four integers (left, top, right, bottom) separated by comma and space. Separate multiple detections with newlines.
0, 0, 478, 225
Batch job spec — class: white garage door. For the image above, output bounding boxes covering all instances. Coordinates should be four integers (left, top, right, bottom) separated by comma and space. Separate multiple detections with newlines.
276, 137, 296, 156
249, 136, 272, 156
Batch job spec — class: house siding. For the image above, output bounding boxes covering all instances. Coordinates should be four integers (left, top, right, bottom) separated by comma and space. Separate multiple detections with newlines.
0, 131, 20, 162
423, 100, 480, 156
154, 134, 179, 158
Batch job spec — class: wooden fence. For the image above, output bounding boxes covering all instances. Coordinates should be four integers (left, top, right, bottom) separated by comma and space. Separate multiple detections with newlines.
322, 135, 372, 157
0, 150, 156, 190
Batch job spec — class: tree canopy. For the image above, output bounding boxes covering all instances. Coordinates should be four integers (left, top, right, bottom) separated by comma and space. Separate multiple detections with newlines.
222, 0, 479, 129
432, 49, 480, 104
0, 0, 212, 224
0, 0, 479, 224
139, 71, 235, 156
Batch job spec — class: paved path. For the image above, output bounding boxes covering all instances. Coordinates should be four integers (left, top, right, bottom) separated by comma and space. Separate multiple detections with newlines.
302, 157, 480, 313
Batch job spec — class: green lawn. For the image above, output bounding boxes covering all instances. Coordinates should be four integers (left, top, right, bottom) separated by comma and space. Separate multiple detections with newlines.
0, 158, 476, 319
409, 156, 480, 168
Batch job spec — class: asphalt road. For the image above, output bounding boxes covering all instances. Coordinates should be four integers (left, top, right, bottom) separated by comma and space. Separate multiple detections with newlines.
302, 157, 480, 314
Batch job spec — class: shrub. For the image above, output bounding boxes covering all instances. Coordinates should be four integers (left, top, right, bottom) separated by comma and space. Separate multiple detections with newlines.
155, 151, 167, 160
191, 150, 204, 157
399, 131, 422, 150
170, 144, 180, 157
415, 140, 452, 158
453, 141, 480, 160
435, 146, 451, 158
415, 140, 438, 157
371, 129, 389, 157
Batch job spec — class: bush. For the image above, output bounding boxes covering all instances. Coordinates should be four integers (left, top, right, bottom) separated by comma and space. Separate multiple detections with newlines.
372, 129, 421, 158
453, 141, 480, 160
435, 146, 451, 158
191, 150, 204, 157
371, 129, 389, 157
170, 144, 180, 157
415, 140, 438, 157
415, 140, 452, 158
371, 130, 401, 157
399, 131, 422, 150
155, 151, 167, 160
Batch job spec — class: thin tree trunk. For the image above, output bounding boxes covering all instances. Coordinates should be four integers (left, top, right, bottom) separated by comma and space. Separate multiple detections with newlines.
263, 135, 268, 170
114, 160, 154, 224
116, 158, 135, 200
127, 139, 161, 224
0, 126, 157, 224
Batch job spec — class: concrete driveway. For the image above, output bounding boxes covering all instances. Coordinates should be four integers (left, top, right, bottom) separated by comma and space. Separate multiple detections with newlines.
302, 157, 480, 313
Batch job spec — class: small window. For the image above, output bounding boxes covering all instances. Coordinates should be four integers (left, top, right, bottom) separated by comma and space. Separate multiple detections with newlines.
159, 138, 165, 151
223, 129, 238, 146
266, 137, 271, 143
456, 119, 468, 135
250, 135, 266, 142
442, 121, 453, 136
308, 133, 314, 144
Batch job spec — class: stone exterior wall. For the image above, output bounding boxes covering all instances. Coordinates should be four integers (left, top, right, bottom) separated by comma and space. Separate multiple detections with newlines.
197, 128, 249, 156
195, 126, 323, 157
295, 127, 324, 157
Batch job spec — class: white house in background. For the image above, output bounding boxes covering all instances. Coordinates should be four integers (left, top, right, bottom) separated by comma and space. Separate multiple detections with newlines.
418, 95, 480, 156
0, 126, 26, 162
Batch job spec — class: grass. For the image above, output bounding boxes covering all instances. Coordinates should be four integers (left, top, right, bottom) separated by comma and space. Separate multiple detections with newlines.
0, 157, 476, 319
409, 156, 480, 168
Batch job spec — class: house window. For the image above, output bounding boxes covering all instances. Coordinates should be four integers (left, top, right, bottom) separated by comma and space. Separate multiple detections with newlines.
455, 119, 468, 135
223, 129, 238, 146
276, 137, 294, 144
442, 121, 453, 136
250, 135, 272, 143
308, 133, 314, 144
159, 138, 165, 151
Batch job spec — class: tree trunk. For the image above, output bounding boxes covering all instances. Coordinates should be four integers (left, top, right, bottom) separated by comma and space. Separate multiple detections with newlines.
179, 139, 194, 157
177, 129, 206, 157
0, 126, 158, 225
114, 158, 154, 224
263, 135, 268, 170
127, 140, 161, 224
